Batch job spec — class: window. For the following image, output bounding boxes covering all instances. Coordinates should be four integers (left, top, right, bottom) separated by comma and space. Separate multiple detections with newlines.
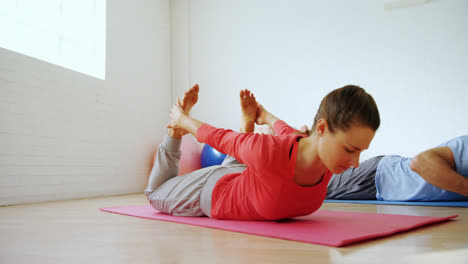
0, 0, 106, 79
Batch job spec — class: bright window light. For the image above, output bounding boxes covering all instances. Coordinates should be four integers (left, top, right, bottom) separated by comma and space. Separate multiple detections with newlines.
0, 0, 106, 80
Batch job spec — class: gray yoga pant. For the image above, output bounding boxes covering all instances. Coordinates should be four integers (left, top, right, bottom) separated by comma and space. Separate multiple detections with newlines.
326, 156, 385, 200
145, 134, 246, 217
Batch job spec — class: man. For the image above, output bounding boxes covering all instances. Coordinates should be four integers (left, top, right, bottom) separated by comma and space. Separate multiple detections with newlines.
326, 135, 468, 201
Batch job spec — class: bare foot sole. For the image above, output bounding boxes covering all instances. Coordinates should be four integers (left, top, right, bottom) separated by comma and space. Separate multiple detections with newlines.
181, 84, 199, 114
240, 89, 257, 133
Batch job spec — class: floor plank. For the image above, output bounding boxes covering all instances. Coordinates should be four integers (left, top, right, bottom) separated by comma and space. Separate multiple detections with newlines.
1, 194, 467, 264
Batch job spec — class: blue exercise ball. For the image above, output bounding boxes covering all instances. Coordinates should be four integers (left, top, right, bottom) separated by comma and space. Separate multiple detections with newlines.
200, 144, 227, 168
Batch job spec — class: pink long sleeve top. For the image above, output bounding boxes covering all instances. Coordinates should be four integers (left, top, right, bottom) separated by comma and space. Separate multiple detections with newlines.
196, 120, 333, 220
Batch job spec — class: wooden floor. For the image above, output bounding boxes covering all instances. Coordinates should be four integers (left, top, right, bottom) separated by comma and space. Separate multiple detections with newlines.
1, 194, 467, 264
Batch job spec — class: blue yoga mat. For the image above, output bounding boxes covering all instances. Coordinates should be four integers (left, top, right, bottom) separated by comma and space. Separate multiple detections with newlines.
324, 199, 468, 207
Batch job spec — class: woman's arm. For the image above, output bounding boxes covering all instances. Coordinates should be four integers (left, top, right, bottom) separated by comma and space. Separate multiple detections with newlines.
168, 97, 289, 169
167, 98, 203, 137
256, 103, 298, 136
256, 103, 279, 127
410, 147, 468, 196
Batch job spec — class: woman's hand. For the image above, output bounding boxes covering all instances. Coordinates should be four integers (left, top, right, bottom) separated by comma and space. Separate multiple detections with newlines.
256, 103, 279, 126
167, 97, 188, 130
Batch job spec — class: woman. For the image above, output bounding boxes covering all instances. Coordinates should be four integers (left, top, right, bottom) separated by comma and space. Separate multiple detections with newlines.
145, 84, 380, 220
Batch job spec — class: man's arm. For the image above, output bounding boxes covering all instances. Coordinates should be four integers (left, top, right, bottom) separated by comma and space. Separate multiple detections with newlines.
410, 146, 468, 196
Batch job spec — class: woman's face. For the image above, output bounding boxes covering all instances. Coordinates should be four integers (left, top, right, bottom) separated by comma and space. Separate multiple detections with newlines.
317, 122, 376, 174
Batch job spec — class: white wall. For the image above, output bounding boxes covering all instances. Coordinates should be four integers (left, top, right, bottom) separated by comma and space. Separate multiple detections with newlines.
2, 0, 467, 205
172, 0, 468, 160
0, 0, 171, 205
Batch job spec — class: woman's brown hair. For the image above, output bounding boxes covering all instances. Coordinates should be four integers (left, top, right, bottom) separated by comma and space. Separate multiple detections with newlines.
310, 85, 380, 133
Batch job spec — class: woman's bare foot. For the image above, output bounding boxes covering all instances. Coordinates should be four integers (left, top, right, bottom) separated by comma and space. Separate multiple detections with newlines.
181, 84, 199, 114
169, 84, 200, 139
240, 89, 257, 133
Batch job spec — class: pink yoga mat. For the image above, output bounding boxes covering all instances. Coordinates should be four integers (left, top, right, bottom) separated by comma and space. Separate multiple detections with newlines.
100, 205, 457, 247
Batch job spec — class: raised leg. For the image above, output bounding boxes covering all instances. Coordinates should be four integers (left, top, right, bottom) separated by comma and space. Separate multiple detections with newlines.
145, 84, 200, 194
144, 135, 182, 195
